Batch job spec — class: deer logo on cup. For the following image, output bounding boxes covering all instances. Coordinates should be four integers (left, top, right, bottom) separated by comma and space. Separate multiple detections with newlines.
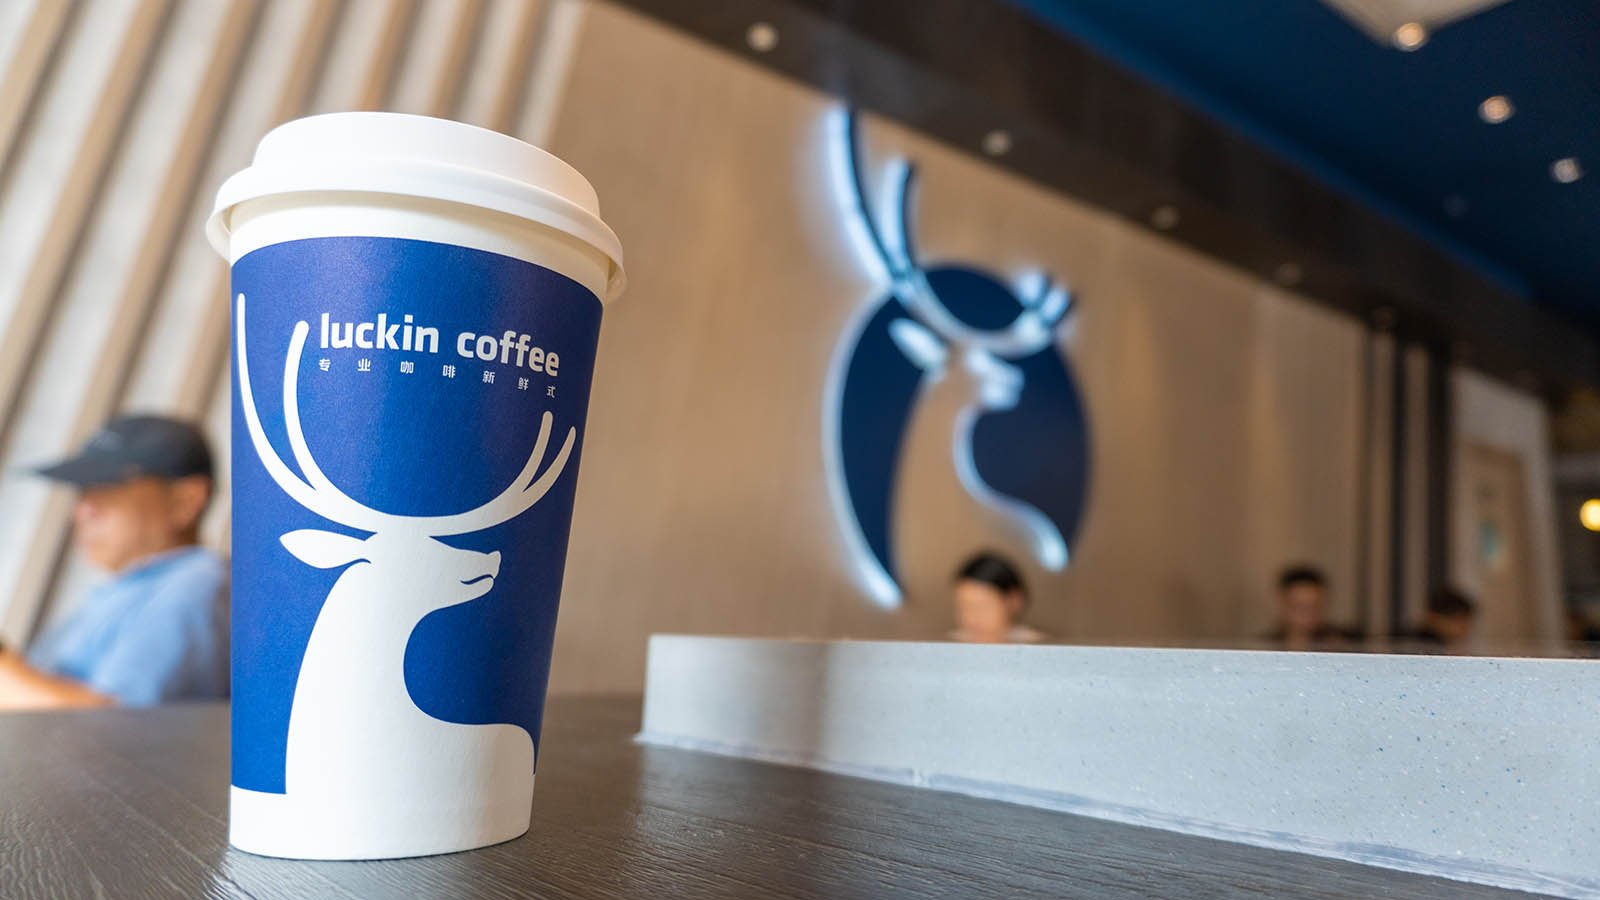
825, 109, 1090, 606
233, 292, 569, 816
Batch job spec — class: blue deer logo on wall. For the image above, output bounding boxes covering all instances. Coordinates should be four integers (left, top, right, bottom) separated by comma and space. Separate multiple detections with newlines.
824, 108, 1091, 606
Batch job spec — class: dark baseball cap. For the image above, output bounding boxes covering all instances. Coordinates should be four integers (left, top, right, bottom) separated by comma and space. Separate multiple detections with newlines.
32, 415, 213, 488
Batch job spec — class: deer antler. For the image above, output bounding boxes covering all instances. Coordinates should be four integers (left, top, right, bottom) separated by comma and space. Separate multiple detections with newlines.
275, 319, 416, 534
236, 294, 376, 528
414, 418, 574, 536
890, 166, 1070, 359
237, 292, 575, 536
834, 104, 1072, 359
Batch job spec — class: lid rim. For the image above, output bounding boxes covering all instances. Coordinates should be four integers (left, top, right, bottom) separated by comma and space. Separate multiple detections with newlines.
209, 115, 625, 302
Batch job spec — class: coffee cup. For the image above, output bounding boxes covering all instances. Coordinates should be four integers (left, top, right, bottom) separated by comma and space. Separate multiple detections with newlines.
208, 112, 624, 860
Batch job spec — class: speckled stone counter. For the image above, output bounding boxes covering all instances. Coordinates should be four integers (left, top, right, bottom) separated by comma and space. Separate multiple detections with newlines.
639, 636, 1599, 897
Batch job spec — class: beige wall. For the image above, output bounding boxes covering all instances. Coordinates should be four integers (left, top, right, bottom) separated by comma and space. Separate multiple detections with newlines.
1452, 369, 1564, 643
0, 0, 1390, 693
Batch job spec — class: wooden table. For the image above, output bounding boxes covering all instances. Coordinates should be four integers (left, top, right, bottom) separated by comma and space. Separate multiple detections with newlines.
0, 697, 1541, 898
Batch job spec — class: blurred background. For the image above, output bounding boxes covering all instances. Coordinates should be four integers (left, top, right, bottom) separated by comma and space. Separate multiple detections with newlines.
0, 0, 1595, 693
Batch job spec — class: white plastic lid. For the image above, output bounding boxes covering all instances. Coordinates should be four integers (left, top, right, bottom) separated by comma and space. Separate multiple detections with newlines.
208, 112, 625, 301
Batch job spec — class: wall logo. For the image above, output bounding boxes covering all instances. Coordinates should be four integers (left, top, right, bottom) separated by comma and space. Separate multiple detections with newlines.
824, 109, 1091, 606
233, 291, 571, 819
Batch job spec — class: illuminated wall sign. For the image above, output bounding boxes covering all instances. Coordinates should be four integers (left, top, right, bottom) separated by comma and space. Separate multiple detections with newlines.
823, 108, 1091, 607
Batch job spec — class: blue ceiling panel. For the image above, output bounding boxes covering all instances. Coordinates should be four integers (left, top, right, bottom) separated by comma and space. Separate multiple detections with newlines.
1007, 0, 1599, 329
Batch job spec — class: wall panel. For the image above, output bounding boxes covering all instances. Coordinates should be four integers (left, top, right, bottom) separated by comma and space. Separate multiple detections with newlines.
0, 1, 1443, 693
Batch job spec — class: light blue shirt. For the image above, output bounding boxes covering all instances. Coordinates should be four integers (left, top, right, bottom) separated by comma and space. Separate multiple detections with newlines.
28, 546, 229, 706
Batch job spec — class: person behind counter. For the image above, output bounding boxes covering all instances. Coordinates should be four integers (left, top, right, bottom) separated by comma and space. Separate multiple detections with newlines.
1400, 587, 1477, 654
1266, 564, 1351, 651
950, 552, 1047, 644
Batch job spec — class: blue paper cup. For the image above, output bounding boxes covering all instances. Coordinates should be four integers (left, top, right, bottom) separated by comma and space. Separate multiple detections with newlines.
208, 113, 624, 860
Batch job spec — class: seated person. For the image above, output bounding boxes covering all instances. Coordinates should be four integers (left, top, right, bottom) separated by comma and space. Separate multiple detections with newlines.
949, 552, 1047, 644
1401, 587, 1476, 653
1266, 564, 1349, 650
0, 416, 229, 710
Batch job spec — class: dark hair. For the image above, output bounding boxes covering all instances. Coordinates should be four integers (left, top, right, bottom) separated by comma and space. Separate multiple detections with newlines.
1278, 564, 1327, 592
954, 552, 1027, 601
1428, 587, 1476, 618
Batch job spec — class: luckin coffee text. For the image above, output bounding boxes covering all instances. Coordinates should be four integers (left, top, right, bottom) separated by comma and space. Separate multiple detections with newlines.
319, 313, 561, 376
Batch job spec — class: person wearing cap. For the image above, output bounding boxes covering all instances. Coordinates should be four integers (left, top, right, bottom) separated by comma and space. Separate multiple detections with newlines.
0, 416, 229, 710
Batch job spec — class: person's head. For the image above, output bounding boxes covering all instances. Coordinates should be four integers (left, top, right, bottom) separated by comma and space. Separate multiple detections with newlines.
1424, 587, 1476, 645
952, 552, 1027, 642
33, 416, 214, 573
1276, 565, 1328, 636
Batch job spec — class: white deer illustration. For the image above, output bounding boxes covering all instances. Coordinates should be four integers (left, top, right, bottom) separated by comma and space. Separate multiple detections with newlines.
886, 309, 1071, 571
230, 292, 574, 857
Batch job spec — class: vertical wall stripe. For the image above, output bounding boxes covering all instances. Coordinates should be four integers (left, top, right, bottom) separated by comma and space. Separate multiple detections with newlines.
516, 0, 586, 147
354, 0, 419, 111
1424, 345, 1453, 600
307, 0, 413, 115
0, 0, 172, 450
388, 0, 486, 117
1402, 345, 1432, 629
483, 0, 544, 133
1364, 332, 1396, 635
1352, 329, 1375, 634
169, 0, 344, 420
1387, 338, 1410, 635
426, 0, 487, 118
0, 0, 77, 181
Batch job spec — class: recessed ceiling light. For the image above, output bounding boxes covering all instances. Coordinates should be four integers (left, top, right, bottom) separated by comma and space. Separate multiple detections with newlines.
1581, 499, 1600, 532
1273, 262, 1303, 286
1149, 205, 1180, 230
746, 22, 779, 53
982, 129, 1012, 157
1444, 194, 1468, 218
1392, 21, 1428, 50
1478, 95, 1514, 124
1552, 157, 1584, 184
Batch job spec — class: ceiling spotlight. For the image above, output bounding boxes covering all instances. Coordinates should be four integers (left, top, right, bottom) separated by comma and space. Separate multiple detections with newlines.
981, 129, 1013, 157
1581, 499, 1600, 533
1149, 205, 1180, 230
1444, 194, 1468, 218
1552, 157, 1584, 184
1392, 21, 1428, 50
746, 22, 779, 53
1478, 95, 1514, 124
1273, 262, 1303, 286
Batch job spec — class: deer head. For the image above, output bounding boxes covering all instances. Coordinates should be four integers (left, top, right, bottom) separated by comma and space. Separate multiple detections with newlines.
886, 317, 1025, 413
235, 293, 574, 605
839, 110, 1073, 377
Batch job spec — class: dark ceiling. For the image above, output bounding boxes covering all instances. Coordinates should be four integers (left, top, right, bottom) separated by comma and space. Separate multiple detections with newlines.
1008, 0, 1600, 334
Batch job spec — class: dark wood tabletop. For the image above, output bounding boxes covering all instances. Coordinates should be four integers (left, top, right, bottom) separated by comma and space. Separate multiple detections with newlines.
0, 696, 1541, 899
